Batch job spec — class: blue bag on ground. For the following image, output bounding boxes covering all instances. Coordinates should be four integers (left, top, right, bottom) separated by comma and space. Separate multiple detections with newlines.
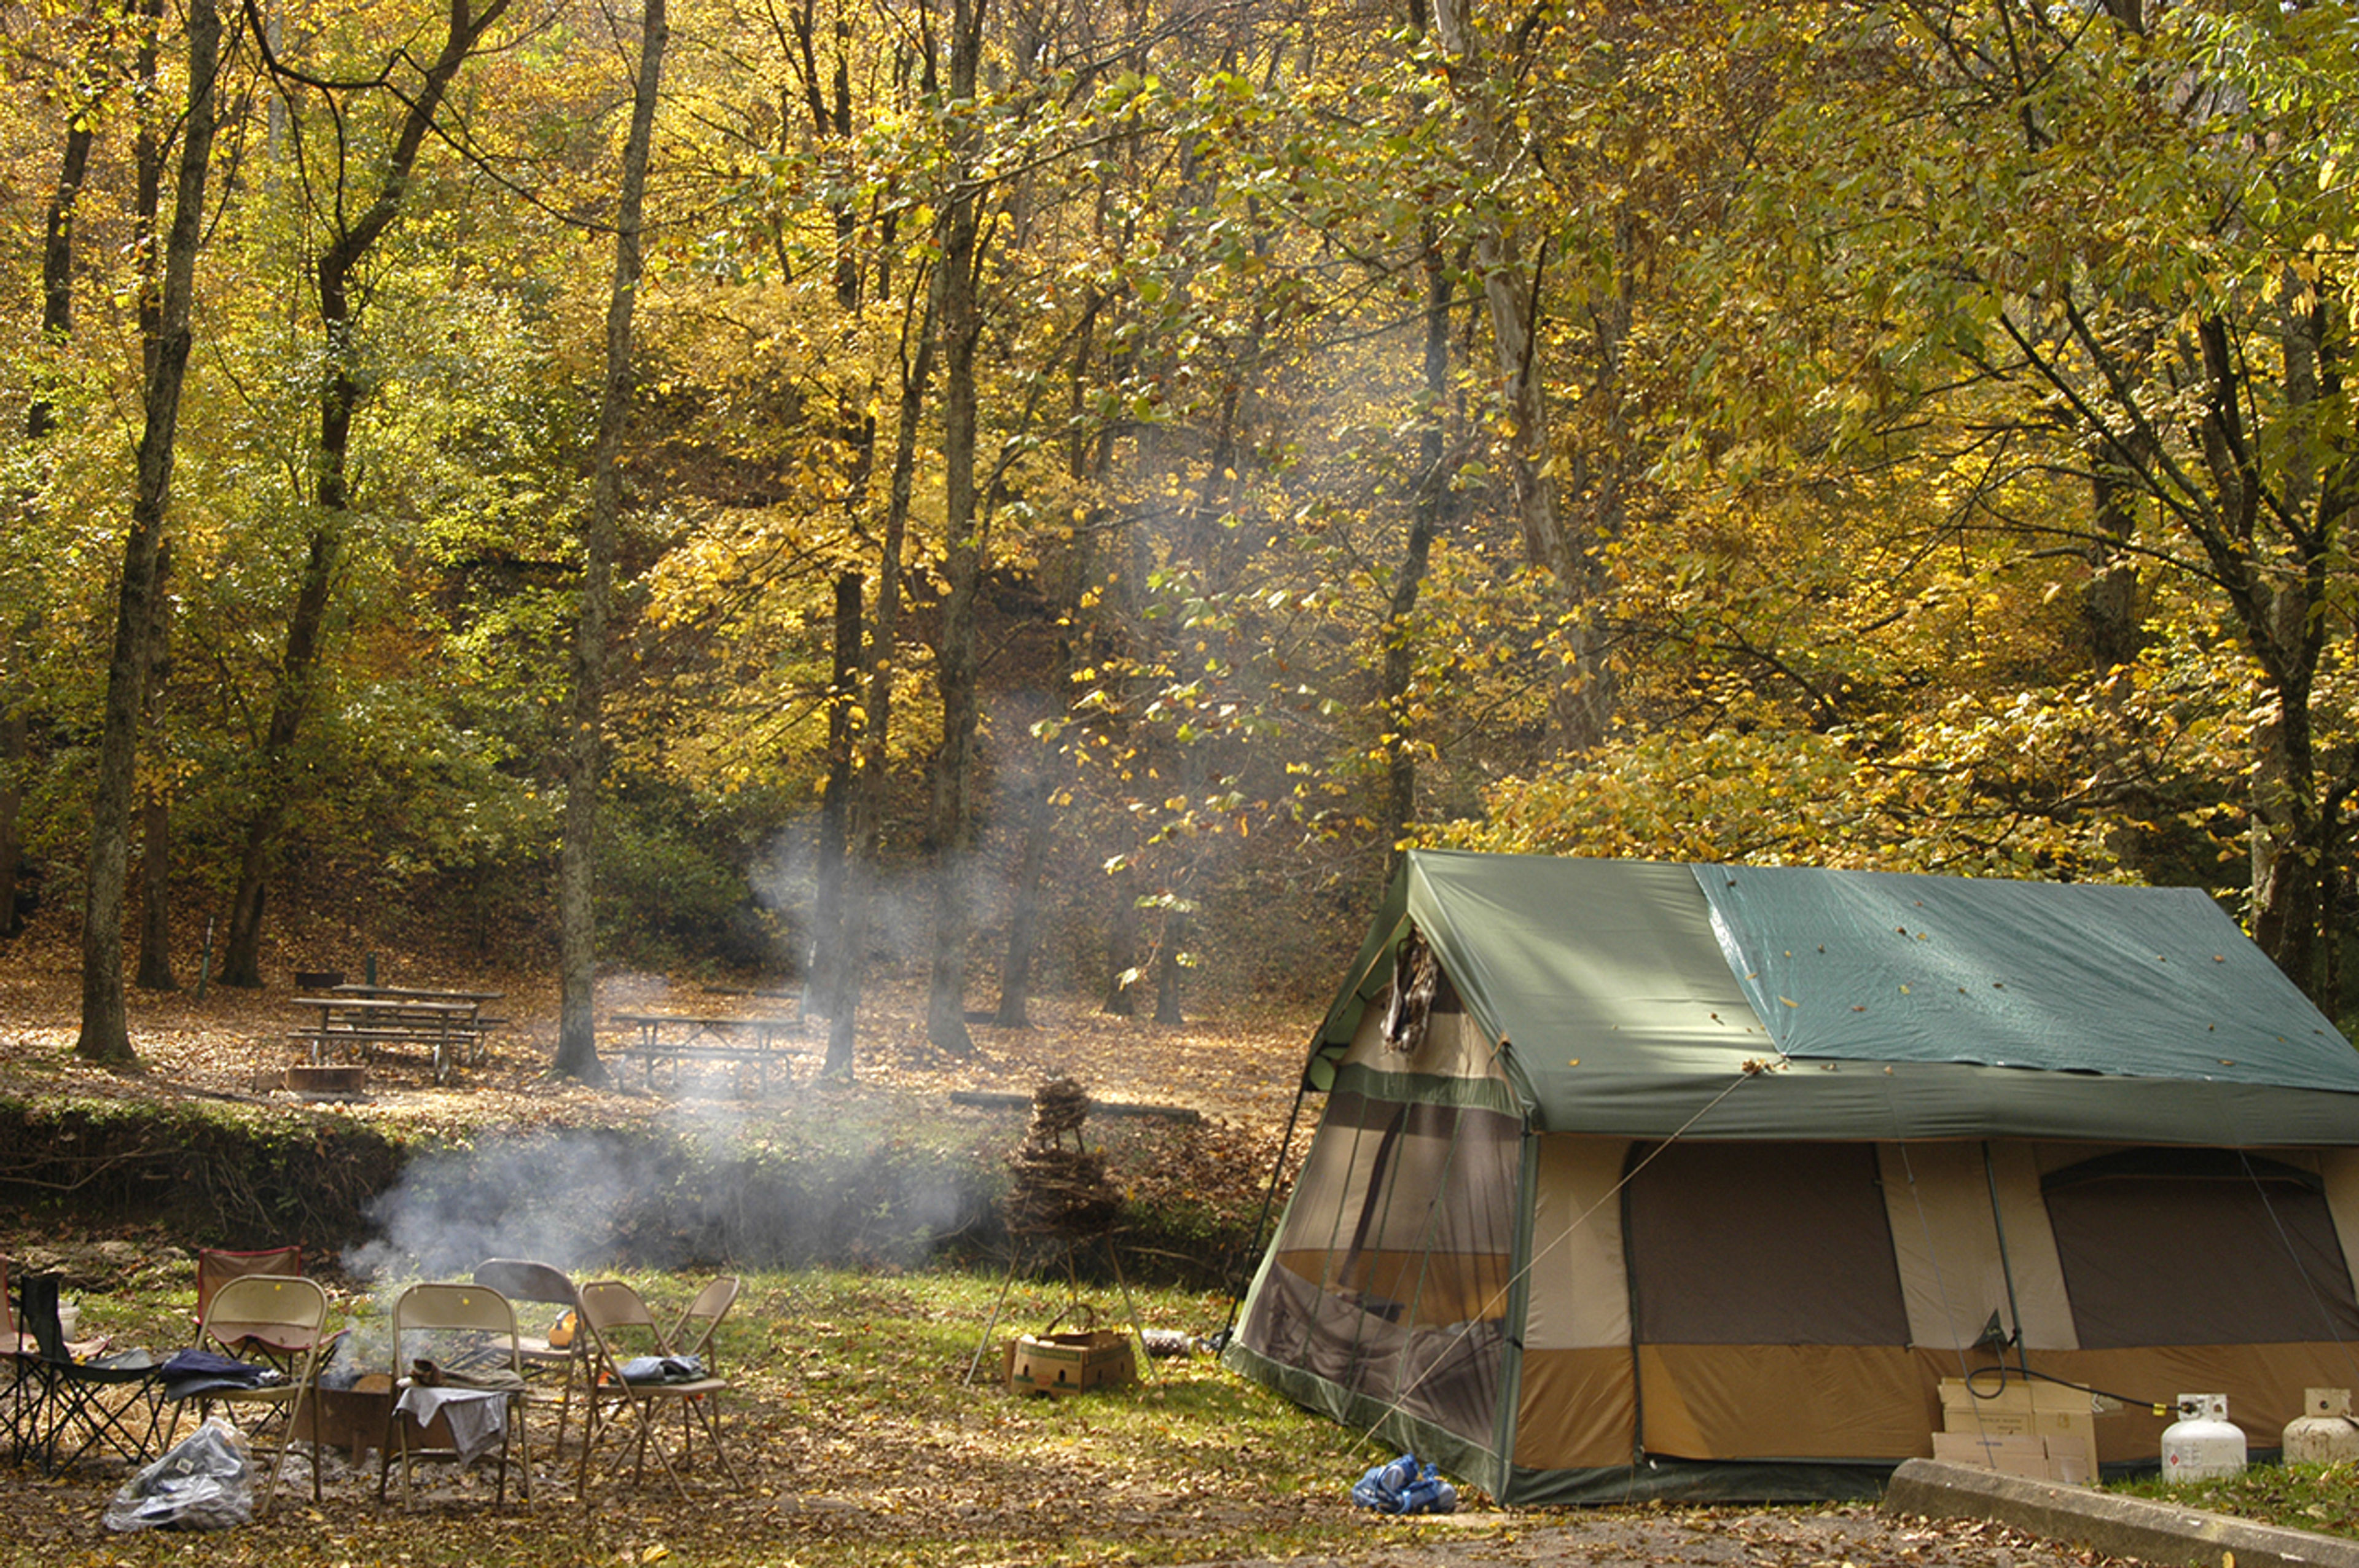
1350, 1452, 1457, 1515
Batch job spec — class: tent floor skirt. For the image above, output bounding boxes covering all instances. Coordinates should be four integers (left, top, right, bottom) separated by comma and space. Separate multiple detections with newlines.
1501, 1457, 1895, 1507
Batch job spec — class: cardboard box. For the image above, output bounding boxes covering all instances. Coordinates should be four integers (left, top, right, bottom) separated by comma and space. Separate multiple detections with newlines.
1944, 1367, 2113, 1471
1003, 1328, 1135, 1397
1932, 1429, 2090, 1484
1938, 1378, 2105, 1481
1933, 1430, 2046, 1476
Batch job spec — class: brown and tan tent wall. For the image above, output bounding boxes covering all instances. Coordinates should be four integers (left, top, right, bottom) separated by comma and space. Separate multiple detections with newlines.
1235, 1091, 2359, 1501
1225, 852, 2359, 1504
1511, 1135, 2359, 1492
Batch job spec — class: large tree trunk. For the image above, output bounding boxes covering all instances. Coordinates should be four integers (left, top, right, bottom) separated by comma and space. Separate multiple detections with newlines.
923, 0, 985, 1059
2185, 309, 2340, 1004
1101, 864, 1138, 1016
29, 64, 95, 442
135, 542, 177, 991
827, 278, 937, 1079
557, 0, 665, 1084
79, 0, 217, 1066
1151, 902, 1186, 1026
223, 0, 514, 987
1382, 209, 1454, 881
992, 762, 1050, 1028
806, 570, 860, 1018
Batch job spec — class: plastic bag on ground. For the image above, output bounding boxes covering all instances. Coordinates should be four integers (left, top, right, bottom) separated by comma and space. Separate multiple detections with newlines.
1350, 1452, 1458, 1515
102, 1417, 254, 1532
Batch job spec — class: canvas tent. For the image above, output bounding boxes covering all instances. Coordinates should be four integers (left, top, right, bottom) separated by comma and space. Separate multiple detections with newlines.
1222, 849, 2359, 1504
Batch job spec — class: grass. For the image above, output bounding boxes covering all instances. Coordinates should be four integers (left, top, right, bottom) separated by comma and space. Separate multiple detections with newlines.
2, 1254, 1463, 1567
2109, 1457, 2359, 1540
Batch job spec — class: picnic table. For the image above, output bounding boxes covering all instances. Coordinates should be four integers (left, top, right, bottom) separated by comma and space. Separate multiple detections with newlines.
290, 986, 506, 1085
609, 1011, 808, 1094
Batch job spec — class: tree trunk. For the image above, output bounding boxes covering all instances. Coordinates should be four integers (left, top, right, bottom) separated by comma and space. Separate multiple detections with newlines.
1101, 864, 1138, 1016
6, 75, 100, 938
29, 71, 95, 442
807, 569, 861, 1017
1382, 213, 1453, 881
135, 541, 177, 991
827, 275, 937, 1079
924, 0, 985, 1059
223, 0, 514, 988
2084, 432, 2144, 671
79, 0, 217, 1066
1151, 904, 1186, 1026
992, 764, 1051, 1028
2248, 674, 2324, 997
557, 0, 665, 1085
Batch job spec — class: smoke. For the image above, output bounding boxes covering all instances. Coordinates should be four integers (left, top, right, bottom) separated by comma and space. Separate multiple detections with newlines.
343, 1115, 996, 1287
748, 825, 937, 977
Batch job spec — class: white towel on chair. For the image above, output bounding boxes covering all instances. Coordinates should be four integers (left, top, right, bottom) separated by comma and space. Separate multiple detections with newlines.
394, 1385, 509, 1467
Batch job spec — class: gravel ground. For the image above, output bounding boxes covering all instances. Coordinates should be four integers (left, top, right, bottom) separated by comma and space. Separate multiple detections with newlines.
1183, 1500, 2119, 1568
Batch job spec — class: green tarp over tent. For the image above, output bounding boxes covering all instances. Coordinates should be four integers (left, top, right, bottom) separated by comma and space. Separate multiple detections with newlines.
1310, 851, 2359, 1145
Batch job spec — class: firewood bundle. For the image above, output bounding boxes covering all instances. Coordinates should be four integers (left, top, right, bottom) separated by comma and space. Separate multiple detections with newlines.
1006, 1076, 1122, 1238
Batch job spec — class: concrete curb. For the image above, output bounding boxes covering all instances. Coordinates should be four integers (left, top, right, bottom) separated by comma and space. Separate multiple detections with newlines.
1882, 1458, 2359, 1568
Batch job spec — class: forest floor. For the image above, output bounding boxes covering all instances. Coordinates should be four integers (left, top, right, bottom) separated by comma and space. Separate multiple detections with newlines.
0, 926, 2163, 1568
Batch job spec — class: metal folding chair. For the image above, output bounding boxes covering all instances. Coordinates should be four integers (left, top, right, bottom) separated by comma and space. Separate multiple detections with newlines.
170, 1274, 331, 1512
193, 1247, 305, 1366
575, 1279, 741, 1502
472, 1258, 584, 1455
377, 1282, 532, 1509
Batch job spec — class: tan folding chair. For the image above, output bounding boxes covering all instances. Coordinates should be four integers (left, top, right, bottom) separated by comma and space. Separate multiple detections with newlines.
377, 1282, 531, 1509
664, 1276, 740, 1472
194, 1247, 306, 1364
472, 1258, 584, 1454
575, 1279, 741, 1502
176, 1274, 331, 1512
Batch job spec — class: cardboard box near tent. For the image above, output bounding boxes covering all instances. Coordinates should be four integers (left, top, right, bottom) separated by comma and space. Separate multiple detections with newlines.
1933, 1378, 2113, 1484
1003, 1328, 1136, 1396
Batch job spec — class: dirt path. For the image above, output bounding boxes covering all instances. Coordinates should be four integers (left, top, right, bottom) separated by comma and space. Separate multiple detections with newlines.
1185, 1502, 2108, 1568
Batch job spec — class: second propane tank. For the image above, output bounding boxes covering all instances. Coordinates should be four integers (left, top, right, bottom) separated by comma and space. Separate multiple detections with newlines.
2283, 1387, 2359, 1466
2162, 1393, 2247, 1482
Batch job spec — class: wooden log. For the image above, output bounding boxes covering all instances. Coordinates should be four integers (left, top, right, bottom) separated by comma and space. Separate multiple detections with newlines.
949, 1089, 1201, 1124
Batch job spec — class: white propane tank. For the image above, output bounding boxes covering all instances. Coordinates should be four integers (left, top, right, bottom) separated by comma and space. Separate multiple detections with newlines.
2162, 1393, 2247, 1481
2283, 1388, 2359, 1466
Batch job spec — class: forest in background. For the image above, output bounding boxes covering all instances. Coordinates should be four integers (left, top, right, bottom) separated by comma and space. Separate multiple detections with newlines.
4, 0, 2357, 1070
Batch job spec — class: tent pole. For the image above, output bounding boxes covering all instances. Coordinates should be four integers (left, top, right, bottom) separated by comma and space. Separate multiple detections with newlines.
1621, 1142, 1649, 1477
1981, 1141, 2033, 1381
1101, 1233, 1157, 1384
965, 1233, 1030, 1386
1220, 1074, 1310, 1342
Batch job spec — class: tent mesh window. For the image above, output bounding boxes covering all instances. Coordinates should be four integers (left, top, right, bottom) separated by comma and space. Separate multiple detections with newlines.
1240, 1088, 1520, 1446
2043, 1150, 2359, 1348
1625, 1141, 1910, 1346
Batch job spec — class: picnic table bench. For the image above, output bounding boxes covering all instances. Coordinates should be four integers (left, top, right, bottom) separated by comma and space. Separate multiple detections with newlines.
609, 1011, 808, 1094
289, 986, 506, 1086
